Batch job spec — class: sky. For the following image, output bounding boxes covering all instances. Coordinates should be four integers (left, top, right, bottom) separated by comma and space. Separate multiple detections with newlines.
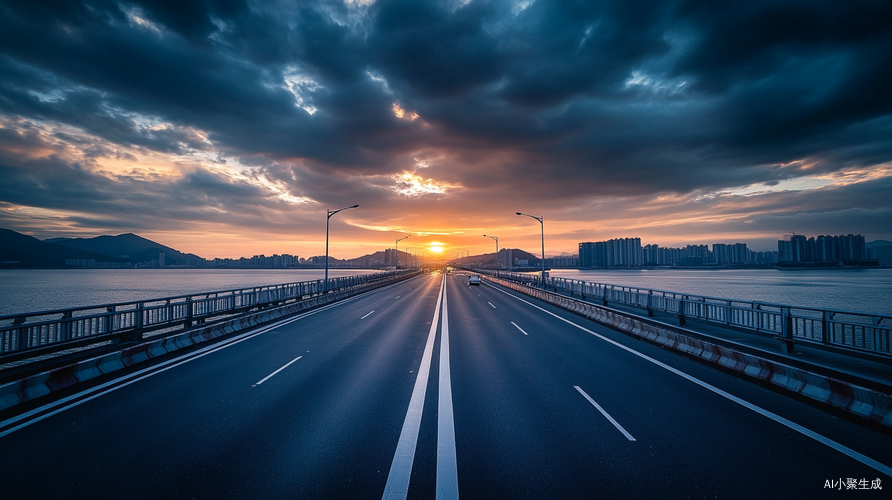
1, 0, 891, 260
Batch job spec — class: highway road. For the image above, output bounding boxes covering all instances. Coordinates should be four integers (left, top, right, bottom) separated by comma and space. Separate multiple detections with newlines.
1, 271, 890, 499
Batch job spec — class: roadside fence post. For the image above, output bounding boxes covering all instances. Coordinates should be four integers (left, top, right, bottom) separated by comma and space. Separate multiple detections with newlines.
780, 307, 794, 353
821, 310, 833, 345
678, 297, 686, 327
60, 311, 72, 341
185, 297, 193, 328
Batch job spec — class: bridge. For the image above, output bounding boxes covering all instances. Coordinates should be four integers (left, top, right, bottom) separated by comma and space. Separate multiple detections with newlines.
1, 271, 890, 498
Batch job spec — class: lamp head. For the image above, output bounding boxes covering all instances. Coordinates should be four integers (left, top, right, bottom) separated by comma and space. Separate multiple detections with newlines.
515, 212, 522, 215
351, 204, 359, 208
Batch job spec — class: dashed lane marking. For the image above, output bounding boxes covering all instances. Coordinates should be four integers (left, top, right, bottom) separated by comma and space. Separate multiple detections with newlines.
574, 385, 636, 441
510, 322, 529, 335
253, 356, 303, 387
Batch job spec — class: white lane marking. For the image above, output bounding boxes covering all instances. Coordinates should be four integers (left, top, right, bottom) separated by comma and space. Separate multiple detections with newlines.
488, 302, 496, 309
574, 386, 636, 441
252, 356, 303, 387
485, 283, 892, 477
383, 275, 445, 500
438, 276, 459, 500
510, 322, 529, 335
0, 285, 390, 438
395, 295, 402, 300
361, 310, 375, 319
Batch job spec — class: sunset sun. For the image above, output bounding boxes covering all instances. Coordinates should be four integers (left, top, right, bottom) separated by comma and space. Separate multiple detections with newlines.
430, 245, 444, 254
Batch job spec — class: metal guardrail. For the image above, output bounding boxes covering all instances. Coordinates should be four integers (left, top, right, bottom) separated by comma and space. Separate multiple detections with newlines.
474, 269, 892, 357
0, 271, 415, 361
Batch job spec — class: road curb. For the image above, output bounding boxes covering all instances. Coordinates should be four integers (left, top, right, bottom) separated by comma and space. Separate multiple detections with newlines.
0, 274, 416, 413
488, 276, 892, 429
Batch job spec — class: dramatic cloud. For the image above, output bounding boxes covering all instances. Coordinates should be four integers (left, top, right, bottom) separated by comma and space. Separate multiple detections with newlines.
1, 0, 890, 257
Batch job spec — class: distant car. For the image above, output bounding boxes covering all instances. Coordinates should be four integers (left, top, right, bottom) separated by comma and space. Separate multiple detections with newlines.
468, 275, 480, 286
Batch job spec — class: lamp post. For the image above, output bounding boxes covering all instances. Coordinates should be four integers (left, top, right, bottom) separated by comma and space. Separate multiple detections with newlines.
326, 204, 359, 290
483, 234, 499, 269
459, 249, 469, 268
396, 235, 410, 269
516, 212, 545, 288
406, 247, 417, 269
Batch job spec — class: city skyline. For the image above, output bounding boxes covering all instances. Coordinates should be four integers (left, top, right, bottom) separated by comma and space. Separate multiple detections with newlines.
15, 225, 886, 267
1, 1, 891, 259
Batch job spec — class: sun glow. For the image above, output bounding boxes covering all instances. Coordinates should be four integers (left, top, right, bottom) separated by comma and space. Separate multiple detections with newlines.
430, 245, 444, 253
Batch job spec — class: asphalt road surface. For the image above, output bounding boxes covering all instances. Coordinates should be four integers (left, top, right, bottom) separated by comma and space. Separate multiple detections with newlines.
1, 271, 890, 499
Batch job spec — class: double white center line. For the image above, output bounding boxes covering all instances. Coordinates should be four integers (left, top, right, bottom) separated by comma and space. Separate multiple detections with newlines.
437, 277, 459, 498
383, 275, 459, 500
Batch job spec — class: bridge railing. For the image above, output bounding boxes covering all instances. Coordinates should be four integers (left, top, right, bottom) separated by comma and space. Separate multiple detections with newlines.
475, 270, 892, 357
0, 271, 414, 361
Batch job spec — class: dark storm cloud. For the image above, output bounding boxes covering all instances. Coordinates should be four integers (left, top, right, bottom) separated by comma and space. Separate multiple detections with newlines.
0, 123, 304, 235
0, 0, 890, 234
0, 60, 209, 155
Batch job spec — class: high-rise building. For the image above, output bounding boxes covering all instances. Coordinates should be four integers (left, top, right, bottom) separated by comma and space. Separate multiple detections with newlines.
712, 243, 751, 264
778, 233, 868, 263
579, 238, 641, 267
579, 241, 607, 267
643, 244, 660, 265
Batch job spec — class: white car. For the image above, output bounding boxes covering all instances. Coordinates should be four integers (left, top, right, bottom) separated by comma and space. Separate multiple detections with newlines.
468, 275, 480, 286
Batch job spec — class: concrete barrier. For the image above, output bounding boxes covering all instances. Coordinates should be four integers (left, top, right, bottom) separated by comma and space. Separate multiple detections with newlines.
0, 273, 418, 412
487, 276, 892, 429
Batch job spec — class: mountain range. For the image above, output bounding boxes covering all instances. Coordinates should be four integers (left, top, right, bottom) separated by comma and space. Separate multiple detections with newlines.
1, 228, 540, 269
1, 229, 200, 268
45, 233, 201, 264
1, 228, 113, 268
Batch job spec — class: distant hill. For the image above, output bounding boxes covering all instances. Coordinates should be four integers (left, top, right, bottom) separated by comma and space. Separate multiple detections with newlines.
45, 233, 202, 265
317, 248, 541, 267
0, 228, 114, 268
473, 248, 540, 265
867, 240, 892, 248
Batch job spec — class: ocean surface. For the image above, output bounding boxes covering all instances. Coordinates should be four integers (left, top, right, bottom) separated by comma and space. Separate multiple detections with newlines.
1, 268, 890, 317
0, 269, 379, 317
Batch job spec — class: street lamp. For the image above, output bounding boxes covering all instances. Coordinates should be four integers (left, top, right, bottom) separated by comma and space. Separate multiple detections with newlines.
396, 235, 410, 269
406, 247, 417, 269
326, 204, 359, 289
483, 234, 499, 268
459, 249, 469, 268
516, 212, 545, 287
